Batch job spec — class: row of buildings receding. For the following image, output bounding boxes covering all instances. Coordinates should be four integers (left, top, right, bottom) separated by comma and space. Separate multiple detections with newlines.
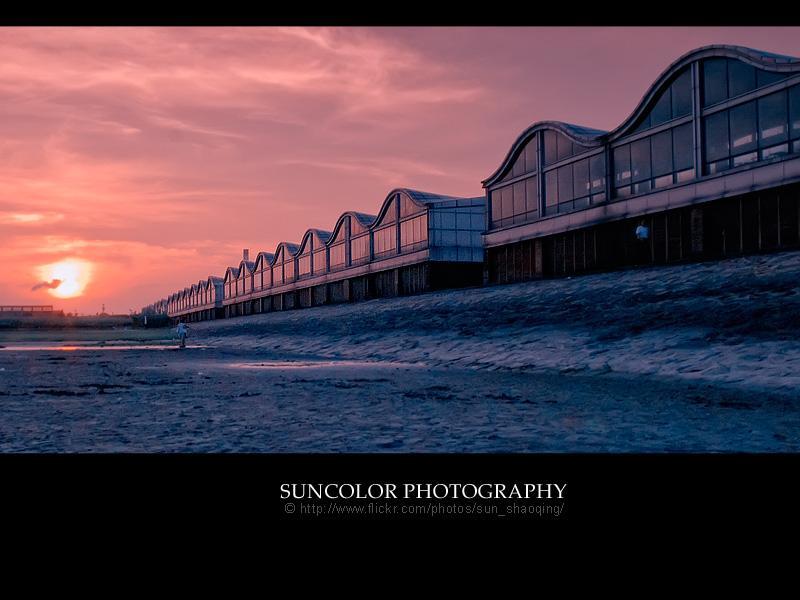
143, 45, 800, 323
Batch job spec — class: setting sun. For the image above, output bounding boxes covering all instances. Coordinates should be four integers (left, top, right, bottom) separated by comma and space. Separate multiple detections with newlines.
37, 260, 93, 299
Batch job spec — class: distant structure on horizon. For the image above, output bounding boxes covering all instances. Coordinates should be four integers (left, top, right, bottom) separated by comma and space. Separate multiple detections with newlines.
143, 45, 800, 323
0, 305, 64, 317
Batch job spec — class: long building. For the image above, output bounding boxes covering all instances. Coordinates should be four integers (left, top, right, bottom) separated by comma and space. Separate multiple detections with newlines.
145, 45, 800, 322
483, 45, 800, 283
150, 188, 485, 322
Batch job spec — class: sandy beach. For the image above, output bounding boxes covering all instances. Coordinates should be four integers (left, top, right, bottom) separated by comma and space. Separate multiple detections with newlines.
1, 250, 799, 454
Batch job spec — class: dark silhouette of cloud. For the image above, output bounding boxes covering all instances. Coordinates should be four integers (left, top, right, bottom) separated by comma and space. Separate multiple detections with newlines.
32, 279, 62, 291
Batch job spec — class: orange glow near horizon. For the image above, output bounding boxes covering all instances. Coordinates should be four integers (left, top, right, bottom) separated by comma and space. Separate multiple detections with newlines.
37, 260, 93, 299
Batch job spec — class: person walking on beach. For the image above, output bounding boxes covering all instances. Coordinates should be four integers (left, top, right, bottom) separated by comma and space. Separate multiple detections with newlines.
635, 219, 650, 263
176, 322, 188, 348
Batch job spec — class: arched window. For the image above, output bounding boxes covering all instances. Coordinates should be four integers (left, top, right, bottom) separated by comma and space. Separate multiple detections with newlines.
702, 58, 788, 107
633, 67, 693, 133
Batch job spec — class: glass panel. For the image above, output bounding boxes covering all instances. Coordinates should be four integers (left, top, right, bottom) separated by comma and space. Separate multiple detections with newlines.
758, 90, 788, 146
654, 174, 673, 189
706, 159, 729, 175
572, 157, 589, 199
557, 164, 574, 202
501, 185, 513, 223
513, 180, 525, 216
757, 69, 787, 88
298, 254, 311, 276
728, 59, 756, 98
284, 259, 294, 281
762, 143, 789, 159
672, 67, 693, 117
313, 250, 326, 273
330, 223, 346, 243
400, 214, 428, 249
630, 138, 651, 183
543, 130, 559, 166
350, 215, 368, 234
613, 145, 631, 187
525, 135, 538, 173
650, 88, 672, 127
351, 235, 369, 262
633, 113, 651, 133
329, 243, 345, 268
490, 190, 502, 226
573, 197, 590, 210
590, 153, 605, 192
399, 194, 421, 218
703, 58, 728, 107
544, 169, 558, 210
557, 134, 574, 162
373, 226, 396, 256
732, 151, 758, 166
525, 175, 539, 215
650, 129, 673, 177
673, 123, 694, 171
375, 198, 396, 227
512, 144, 526, 178
729, 100, 757, 155
790, 85, 800, 139
704, 111, 729, 163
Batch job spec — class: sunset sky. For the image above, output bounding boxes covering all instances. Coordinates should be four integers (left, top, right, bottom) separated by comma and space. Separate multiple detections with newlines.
3, 26, 800, 315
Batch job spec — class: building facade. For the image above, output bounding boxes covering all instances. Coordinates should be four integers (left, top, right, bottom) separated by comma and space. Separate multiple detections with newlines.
149, 188, 485, 322
483, 45, 800, 283
146, 45, 800, 322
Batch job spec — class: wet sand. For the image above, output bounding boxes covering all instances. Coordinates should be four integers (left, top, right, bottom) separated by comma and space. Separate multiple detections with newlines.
1, 250, 799, 453
2, 344, 796, 452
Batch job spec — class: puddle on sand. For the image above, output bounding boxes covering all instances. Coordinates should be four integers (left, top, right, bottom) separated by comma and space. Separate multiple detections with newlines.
0, 343, 207, 351
227, 359, 425, 370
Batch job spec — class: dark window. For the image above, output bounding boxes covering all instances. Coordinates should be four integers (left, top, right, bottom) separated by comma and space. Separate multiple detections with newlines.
590, 153, 606, 198
758, 89, 788, 146
543, 130, 559, 166
513, 181, 526, 222
791, 86, 800, 139
704, 110, 729, 163
704, 57, 789, 107
650, 88, 672, 126
613, 144, 631, 187
630, 138, 651, 183
545, 170, 559, 210
557, 164, 574, 202
651, 130, 673, 177
635, 67, 692, 132
673, 123, 694, 171
573, 159, 589, 200
542, 129, 583, 165
702, 86, 800, 173
525, 176, 539, 216
729, 100, 757, 155
509, 138, 538, 178
614, 122, 696, 196
511, 145, 526, 178
525, 135, 539, 173
489, 173, 539, 228
672, 68, 693, 117
703, 58, 728, 107
728, 59, 756, 98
